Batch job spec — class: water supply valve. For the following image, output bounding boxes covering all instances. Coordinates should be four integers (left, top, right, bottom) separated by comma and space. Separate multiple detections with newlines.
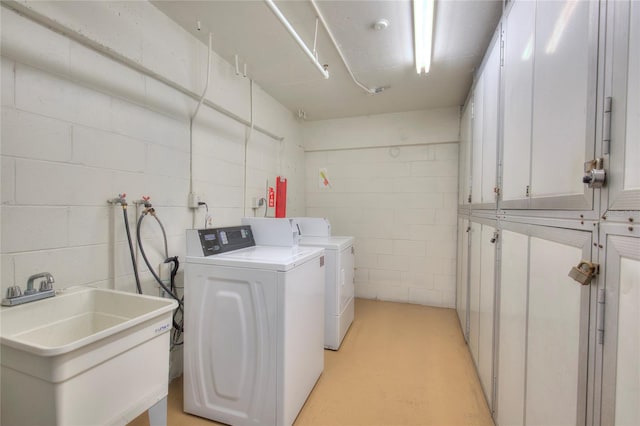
582, 158, 606, 188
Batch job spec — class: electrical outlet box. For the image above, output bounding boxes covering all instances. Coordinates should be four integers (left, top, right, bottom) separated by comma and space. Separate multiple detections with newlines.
188, 192, 200, 209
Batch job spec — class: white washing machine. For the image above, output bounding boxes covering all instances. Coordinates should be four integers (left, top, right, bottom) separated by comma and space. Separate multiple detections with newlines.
244, 217, 355, 350
184, 226, 325, 426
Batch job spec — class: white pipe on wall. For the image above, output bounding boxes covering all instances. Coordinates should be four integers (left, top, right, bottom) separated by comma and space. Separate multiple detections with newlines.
309, 0, 380, 95
263, 0, 330, 79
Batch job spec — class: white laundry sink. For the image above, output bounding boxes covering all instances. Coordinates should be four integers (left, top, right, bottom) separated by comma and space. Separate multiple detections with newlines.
0, 286, 178, 426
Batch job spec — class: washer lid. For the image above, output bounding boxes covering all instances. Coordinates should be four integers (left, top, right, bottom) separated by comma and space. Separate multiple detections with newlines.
185, 245, 324, 271
298, 236, 354, 251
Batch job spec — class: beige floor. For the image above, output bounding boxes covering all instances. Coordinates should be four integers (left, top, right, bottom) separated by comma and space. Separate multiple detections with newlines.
129, 298, 494, 426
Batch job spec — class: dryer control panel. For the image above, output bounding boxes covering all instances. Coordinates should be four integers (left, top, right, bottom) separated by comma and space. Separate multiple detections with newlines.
186, 226, 255, 257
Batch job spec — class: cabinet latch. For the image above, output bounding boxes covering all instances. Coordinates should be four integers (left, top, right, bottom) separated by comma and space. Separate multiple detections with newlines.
583, 158, 606, 188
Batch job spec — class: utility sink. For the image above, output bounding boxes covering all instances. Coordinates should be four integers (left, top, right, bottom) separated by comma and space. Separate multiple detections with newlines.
0, 286, 178, 426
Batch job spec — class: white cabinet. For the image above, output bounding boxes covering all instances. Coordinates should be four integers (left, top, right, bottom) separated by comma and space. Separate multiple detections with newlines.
606, 0, 640, 211
494, 223, 593, 426
470, 34, 500, 208
600, 226, 640, 426
496, 229, 528, 426
456, 217, 470, 337
467, 219, 496, 407
501, 0, 534, 204
500, 0, 600, 210
459, 105, 472, 206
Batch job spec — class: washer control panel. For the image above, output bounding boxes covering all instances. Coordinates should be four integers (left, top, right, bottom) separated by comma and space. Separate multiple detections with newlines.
187, 226, 255, 257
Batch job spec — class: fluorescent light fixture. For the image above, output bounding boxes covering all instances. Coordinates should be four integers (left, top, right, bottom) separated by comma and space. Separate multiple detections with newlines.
414, 0, 435, 74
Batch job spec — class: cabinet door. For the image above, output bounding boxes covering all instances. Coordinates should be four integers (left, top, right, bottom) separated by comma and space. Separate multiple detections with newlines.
468, 221, 482, 364
529, 0, 599, 209
478, 224, 496, 406
496, 229, 529, 426
471, 79, 484, 206
607, 0, 640, 210
501, 0, 535, 205
456, 217, 470, 337
525, 227, 592, 425
480, 40, 500, 208
601, 230, 640, 425
459, 105, 472, 206
495, 224, 592, 425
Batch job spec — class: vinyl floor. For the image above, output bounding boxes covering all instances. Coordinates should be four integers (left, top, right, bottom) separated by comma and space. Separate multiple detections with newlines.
129, 298, 494, 426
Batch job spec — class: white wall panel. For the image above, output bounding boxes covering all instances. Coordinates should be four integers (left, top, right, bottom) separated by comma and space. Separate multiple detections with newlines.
501, 0, 535, 203
530, 0, 593, 200
496, 230, 528, 426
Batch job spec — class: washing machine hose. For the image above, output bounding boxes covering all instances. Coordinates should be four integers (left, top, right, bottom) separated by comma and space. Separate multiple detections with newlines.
136, 211, 183, 307
122, 206, 143, 295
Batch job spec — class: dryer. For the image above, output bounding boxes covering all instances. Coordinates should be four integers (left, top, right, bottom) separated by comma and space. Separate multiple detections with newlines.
244, 218, 355, 350
184, 226, 325, 426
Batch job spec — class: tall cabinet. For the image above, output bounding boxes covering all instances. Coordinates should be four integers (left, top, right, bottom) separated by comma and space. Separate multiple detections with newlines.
456, 1, 639, 425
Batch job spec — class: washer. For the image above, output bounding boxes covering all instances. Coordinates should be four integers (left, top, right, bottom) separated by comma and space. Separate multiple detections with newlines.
243, 218, 355, 350
298, 235, 354, 350
184, 226, 325, 426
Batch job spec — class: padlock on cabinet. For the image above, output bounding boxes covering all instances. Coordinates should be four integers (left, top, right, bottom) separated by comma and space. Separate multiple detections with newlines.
568, 261, 598, 285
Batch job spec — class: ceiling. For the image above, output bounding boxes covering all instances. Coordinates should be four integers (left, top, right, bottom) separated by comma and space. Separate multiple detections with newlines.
152, 0, 503, 121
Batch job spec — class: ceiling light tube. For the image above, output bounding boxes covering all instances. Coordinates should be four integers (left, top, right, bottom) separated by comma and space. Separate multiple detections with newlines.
414, 0, 435, 74
264, 0, 329, 79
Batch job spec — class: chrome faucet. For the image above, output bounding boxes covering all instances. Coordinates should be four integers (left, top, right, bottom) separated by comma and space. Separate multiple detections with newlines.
2, 272, 56, 306
25, 272, 55, 295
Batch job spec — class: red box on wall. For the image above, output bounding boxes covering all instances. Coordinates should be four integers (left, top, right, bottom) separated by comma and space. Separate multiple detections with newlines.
275, 176, 287, 218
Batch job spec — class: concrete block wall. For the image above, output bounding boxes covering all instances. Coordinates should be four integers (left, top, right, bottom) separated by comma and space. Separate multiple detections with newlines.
0, 2, 304, 301
304, 111, 460, 307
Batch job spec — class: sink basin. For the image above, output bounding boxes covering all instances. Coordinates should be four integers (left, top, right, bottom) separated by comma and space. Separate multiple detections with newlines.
1, 286, 178, 426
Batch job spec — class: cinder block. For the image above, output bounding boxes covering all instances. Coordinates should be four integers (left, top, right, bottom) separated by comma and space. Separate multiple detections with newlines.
408, 287, 442, 306
394, 208, 436, 225
1, 58, 15, 106
1, 206, 68, 253
69, 41, 145, 109
15, 64, 112, 130
410, 160, 458, 177
16, 159, 112, 206
393, 240, 427, 256
354, 282, 378, 300
110, 97, 188, 151
1, 255, 15, 295
434, 143, 459, 161
73, 125, 146, 172
68, 206, 111, 246
0, 8, 70, 77
436, 176, 459, 193
2, 108, 72, 162
14, 244, 110, 290
147, 144, 190, 179
2, 157, 15, 204
377, 284, 409, 303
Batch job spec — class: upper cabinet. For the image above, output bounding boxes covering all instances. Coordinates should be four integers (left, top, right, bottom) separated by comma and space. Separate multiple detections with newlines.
504, 0, 601, 210
470, 33, 501, 209
606, 0, 640, 211
459, 103, 472, 206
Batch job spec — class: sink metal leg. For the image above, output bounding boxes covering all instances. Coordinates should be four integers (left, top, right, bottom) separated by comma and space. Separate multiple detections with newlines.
147, 396, 168, 426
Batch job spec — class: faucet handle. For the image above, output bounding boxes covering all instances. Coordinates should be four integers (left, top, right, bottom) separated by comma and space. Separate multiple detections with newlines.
6, 286, 22, 299
39, 280, 53, 292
